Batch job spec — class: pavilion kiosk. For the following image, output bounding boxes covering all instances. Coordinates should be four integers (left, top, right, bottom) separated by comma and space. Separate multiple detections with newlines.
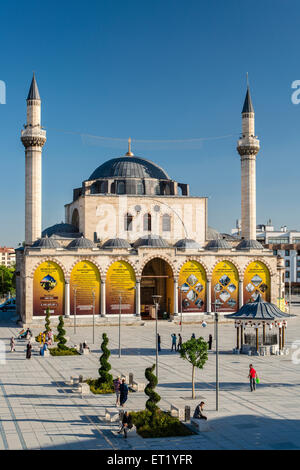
226, 295, 294, 356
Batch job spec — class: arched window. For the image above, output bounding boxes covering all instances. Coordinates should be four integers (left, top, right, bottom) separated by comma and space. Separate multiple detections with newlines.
164, 184, 170, 195
100, 182, 106, 193
143, 213, 151, 232
137, 181, 144, 195
124, 213, 133, 231
117, 181, 125, 194
162, 214, 171, 232
71, 208, 79, 229
155, 184, 160, 195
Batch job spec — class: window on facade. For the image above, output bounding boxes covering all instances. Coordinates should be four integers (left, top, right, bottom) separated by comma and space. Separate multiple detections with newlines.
285, 260, 290, 267
155, 184, 160, 195
124, 213, 133, 231
297, 250, 300, 256
100, 182, 106, 193
268, 238, 289, 244
285, 250, 290, 256
273, 250, 278, 255
137, 182, 144, 195
117, 181, 125, 194
285, 271, 290, 278
143, 213, 151, 231
162, 214, 171, 232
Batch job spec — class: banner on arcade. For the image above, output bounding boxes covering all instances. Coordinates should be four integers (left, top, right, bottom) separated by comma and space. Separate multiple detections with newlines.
211, 261, 239, 313
106, 261, 136, 314
33, 261, 65, 316
178, 261, 206, 312
244, 261, 270, 303
70, 261, 100, 315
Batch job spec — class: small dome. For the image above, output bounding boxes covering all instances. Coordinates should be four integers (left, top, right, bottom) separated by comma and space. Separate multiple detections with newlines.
236, 239, 263, 251
174, 239, 201, 250
102, 238, 131, 249
88, 156, 170, 181
42, 223, 80, 238
206, 239, 232, 250
67, 237, 96, 250
32, 237, 61, 249
134, 235, 170, 248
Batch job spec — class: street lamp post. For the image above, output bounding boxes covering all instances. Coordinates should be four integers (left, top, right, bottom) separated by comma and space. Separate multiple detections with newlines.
212, 286, 219, 412
289, 278, 292, 314
118, 295, 122, 358
152, 295, 161, 381
73, 288, 77, 335
179, 286, 183, 333
92, 290, 95, 344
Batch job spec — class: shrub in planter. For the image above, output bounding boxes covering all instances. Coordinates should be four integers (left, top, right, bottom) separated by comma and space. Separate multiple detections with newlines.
45, 307, 51, 333
97, 333, 113, 387
56, 315, 68, 350
49, 347, 79, 356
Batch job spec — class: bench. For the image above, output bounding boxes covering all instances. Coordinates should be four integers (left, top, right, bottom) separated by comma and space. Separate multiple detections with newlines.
131, 381, 145, 392
79, 348, 90, 355
170, 404, 185, 420
190, 418, 211, 432
105, 408, 121, 422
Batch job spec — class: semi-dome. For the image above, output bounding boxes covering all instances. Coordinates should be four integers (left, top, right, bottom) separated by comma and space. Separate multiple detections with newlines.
88, 156, 170, 181
42, 223, 80, 238
32, 236, 60, 249
207, 226, 222, 240
174, 239, 201, 250
67, 237, 96, 250
134, 234, 170, 248
206, 239, 232, 250
102, 238, 131, 249
236, 239, 263, 250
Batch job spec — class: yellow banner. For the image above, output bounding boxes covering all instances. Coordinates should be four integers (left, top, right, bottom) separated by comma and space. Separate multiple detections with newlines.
33, 261, 65, 316
70, 261, 100, 315
211, 261, 239, 312
244, 261, 270, 303
106, 261, 136, 314
277, 298, 286, 312
179, 261, 206, 312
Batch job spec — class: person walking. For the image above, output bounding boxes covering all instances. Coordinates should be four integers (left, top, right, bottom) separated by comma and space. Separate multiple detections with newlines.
177, 333, 182, 351
26, 341, 32, 359
171, 333, 177, 351
248, 364, 258, 392
113, 376, 121, 406
10, 337, 15, 352
157, 333, 161, 352
207, 334, 213, 350
191, 333, 196, 339
120, 379, 128, 407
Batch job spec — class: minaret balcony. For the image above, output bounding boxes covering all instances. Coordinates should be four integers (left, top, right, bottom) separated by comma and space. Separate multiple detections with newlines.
21, 127, 46, 148
237, 137, 260, 156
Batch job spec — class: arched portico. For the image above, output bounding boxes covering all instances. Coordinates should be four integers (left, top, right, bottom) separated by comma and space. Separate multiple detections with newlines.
141, 257, 174, 318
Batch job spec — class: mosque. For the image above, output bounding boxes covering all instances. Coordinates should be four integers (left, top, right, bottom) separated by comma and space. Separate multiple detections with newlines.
16, 75, 284, 326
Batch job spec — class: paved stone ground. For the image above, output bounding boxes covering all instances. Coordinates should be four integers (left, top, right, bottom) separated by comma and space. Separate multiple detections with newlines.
0, 309, 300, 450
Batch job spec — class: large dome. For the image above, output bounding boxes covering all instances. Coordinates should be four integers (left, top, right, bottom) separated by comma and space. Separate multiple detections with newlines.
88, 156, 170, 181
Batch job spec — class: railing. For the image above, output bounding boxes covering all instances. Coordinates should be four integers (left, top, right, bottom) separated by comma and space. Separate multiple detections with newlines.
21, 128, 46, 138
244, 333, 277, 346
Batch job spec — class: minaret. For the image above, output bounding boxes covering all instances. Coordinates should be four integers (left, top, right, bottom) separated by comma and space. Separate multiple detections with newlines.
237, 82, 260, 241
21, 74, 46, 245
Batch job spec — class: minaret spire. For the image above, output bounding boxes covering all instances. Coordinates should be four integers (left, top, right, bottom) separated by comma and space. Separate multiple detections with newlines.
237, 79, 260, 241
21, 74, 46, 245
125, 137, 134, 156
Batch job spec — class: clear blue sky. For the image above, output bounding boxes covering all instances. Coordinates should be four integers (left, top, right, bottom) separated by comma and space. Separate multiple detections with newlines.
1, 0, 300, 247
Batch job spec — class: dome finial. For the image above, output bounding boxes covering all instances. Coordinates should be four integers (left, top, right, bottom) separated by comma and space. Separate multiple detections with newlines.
125, 137, 134, 156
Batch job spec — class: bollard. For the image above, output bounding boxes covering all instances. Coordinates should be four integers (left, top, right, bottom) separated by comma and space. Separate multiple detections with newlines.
184, 405, 191, 422
129, 373, 134, 386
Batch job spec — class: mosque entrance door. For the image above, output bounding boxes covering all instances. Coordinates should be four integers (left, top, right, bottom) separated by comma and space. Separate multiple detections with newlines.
141, 258, 173, 319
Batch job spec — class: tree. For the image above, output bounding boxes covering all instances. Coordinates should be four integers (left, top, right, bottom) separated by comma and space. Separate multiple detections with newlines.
179, 337, 208, 399
0, 265, 15, 297
56, 315, 67, 350
145, 364, 161, 417
98, 333, 113, 386
44, 307, 51, 333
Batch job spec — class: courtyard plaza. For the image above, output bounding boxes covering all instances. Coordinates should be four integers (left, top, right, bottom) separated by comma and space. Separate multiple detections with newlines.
0, 309, 299, 450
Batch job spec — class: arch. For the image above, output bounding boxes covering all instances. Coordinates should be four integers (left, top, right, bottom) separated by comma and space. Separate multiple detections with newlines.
178, 260, 207, 313
104, 257, 138, 278
143, 213, 152, 232
211, 260, 239, 313
117, 181, 125, 194
137, 254, 176, 278
30, 257, 68, 279
137, 181, 144, 195
140, 256, 174, 317
33, 260, 65, 316
71, 208, 79, 229
106, 260, 136, 315
154, 184, 160, 195
70, 260, 101, 315
243, 259, 271, 303
68, 257, 104, 279
242, 257, 275, 277
176, 257, 210, 279
209, 257, 242, 278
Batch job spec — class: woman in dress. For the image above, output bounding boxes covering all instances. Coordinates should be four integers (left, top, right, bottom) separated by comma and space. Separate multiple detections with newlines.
26, 341, 32, 359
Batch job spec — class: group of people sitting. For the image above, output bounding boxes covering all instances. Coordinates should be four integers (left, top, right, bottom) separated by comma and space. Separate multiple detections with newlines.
79, 341, 90, 354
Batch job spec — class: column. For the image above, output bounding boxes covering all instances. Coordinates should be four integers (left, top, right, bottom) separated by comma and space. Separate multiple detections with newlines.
263, 324, 266, 345
240, 325, 244, 349
256, 327, 259, 352
173, 278, 179, 315
239, 279, 244, 309
282, 325, 285, 348
207, 279, 211, 313
64, 280, 70, 317
101, 278, 106, 317
236, 325, 240, 350
136, 279, 141, 317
